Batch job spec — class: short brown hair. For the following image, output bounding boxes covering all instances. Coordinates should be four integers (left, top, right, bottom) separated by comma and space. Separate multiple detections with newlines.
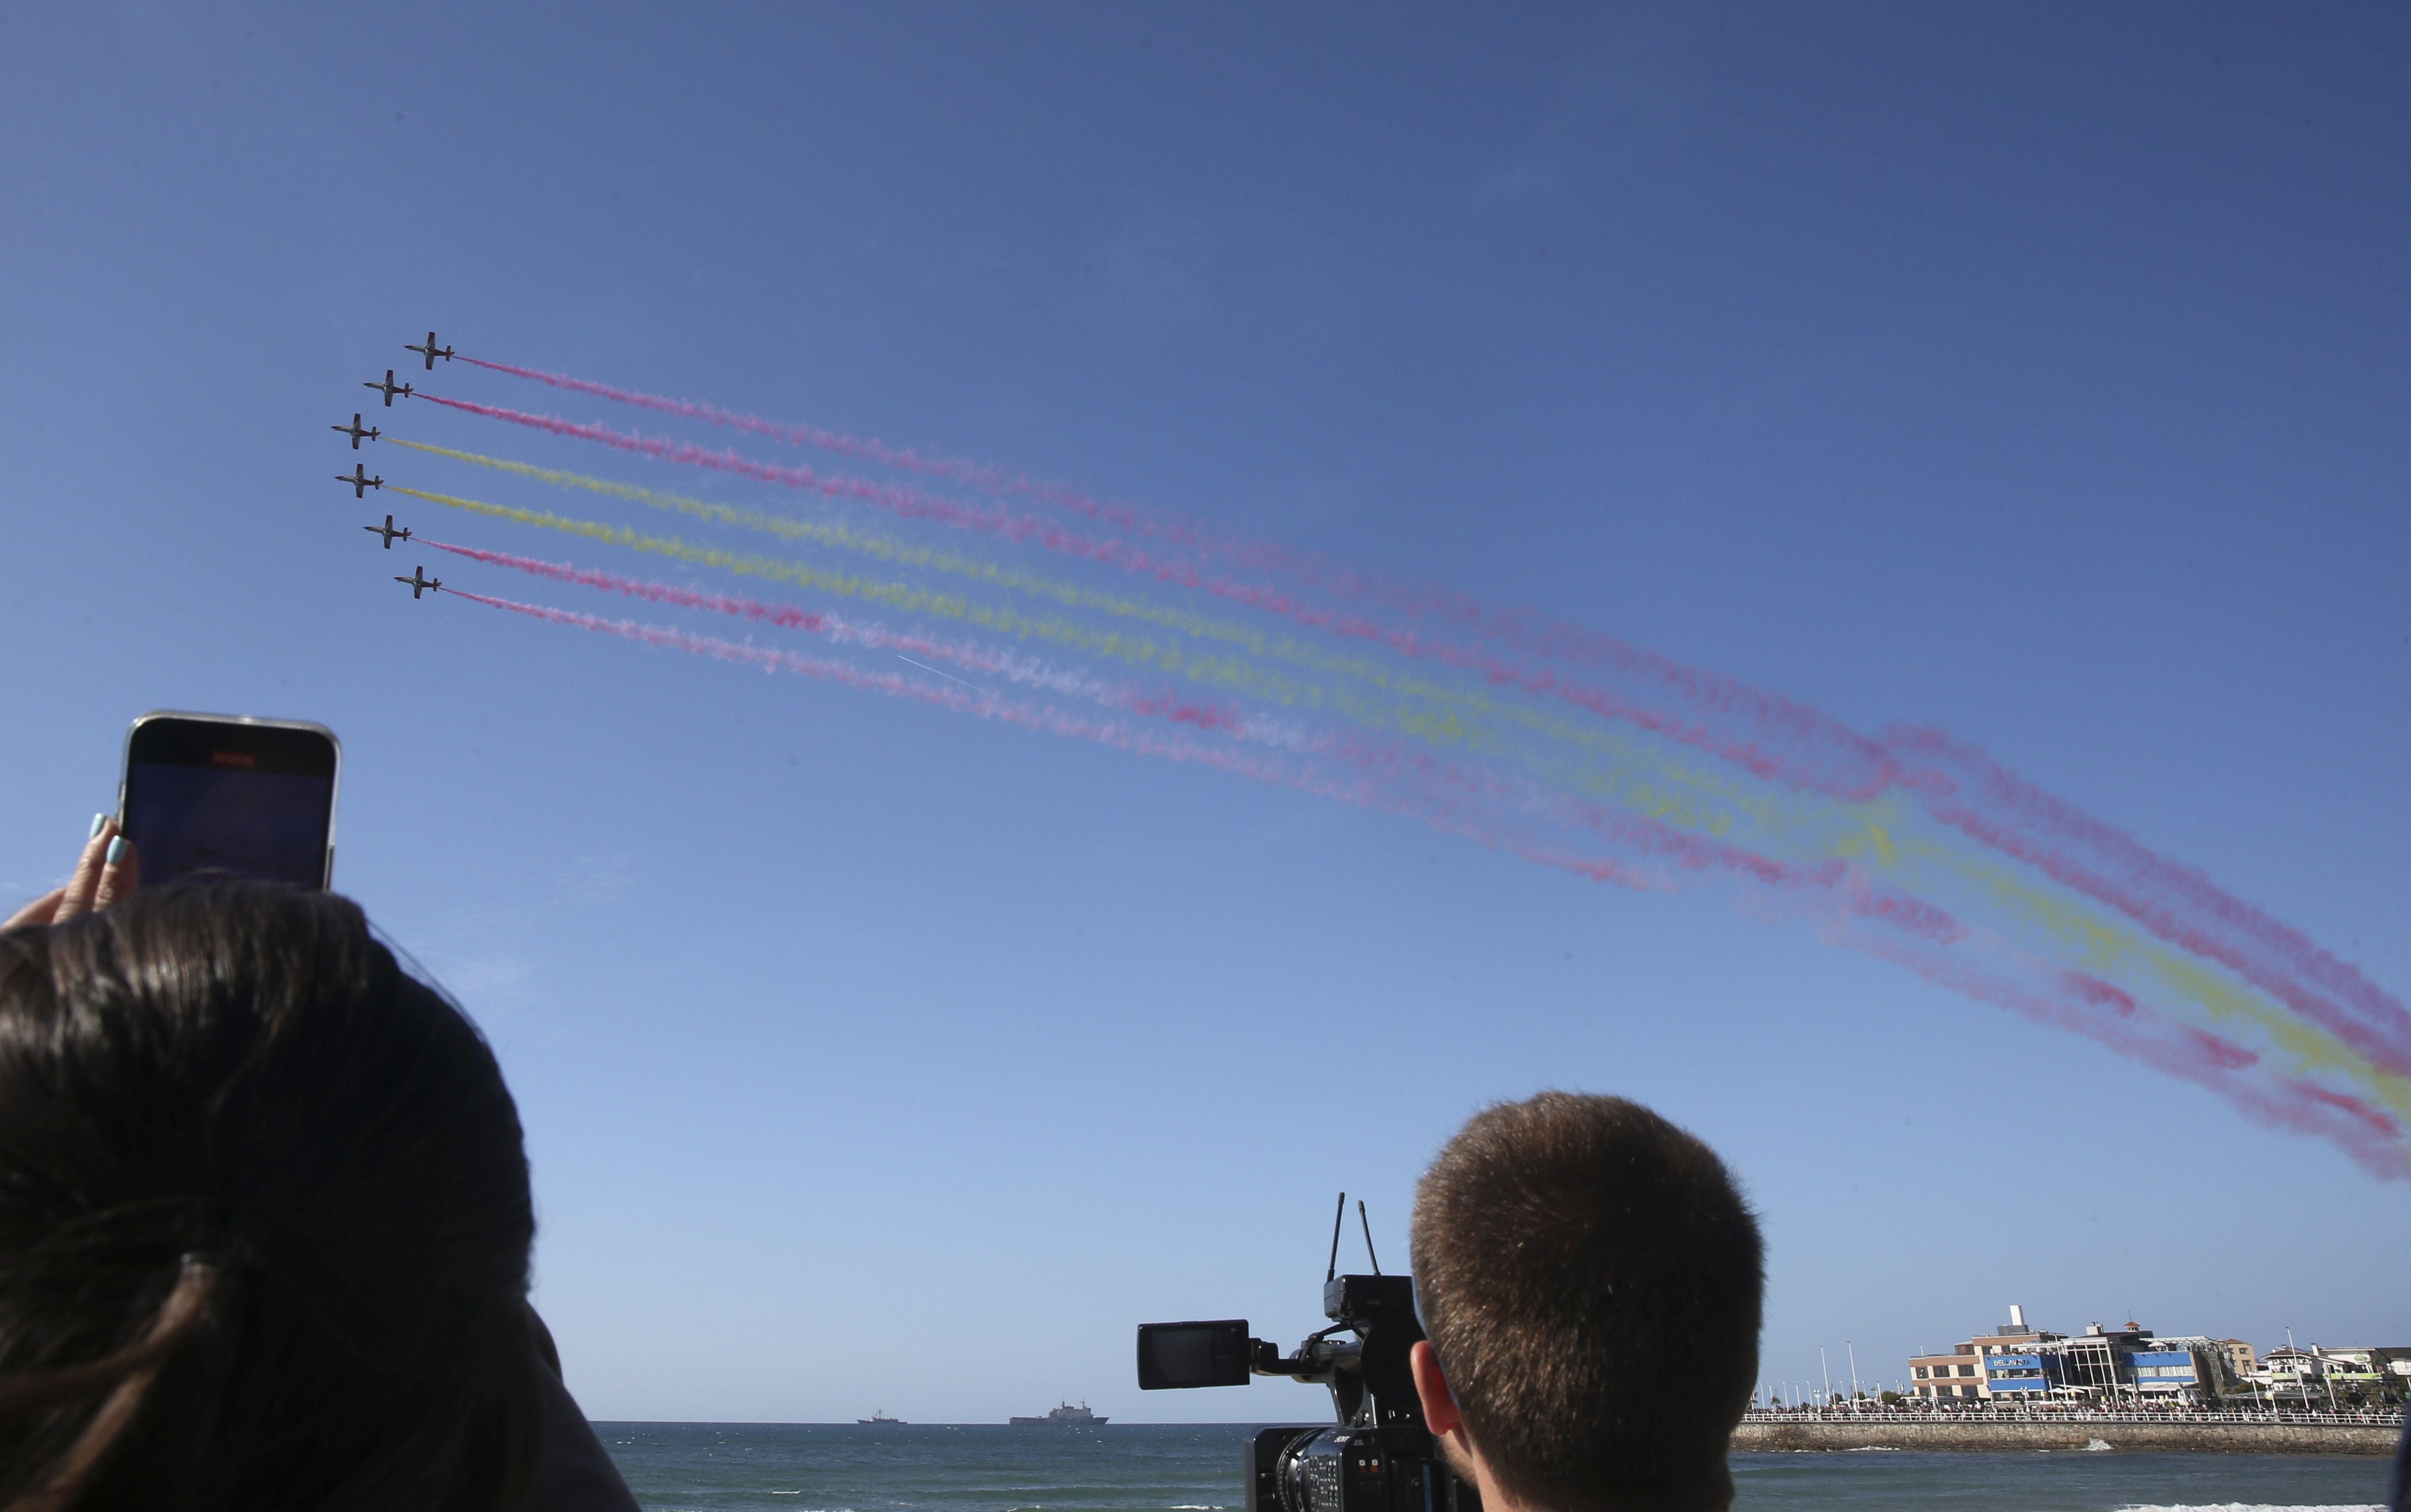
1410, 1093, 1762, 1512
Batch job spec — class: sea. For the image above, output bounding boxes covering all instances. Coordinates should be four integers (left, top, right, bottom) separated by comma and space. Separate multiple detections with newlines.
594, 1422, 2390, 1512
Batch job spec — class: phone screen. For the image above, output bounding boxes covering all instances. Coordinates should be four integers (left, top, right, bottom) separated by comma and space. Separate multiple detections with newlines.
120, 715, 340, 889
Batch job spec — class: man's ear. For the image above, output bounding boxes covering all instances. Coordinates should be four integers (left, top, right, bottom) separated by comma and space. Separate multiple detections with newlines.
1410, 1340, 1462, 1438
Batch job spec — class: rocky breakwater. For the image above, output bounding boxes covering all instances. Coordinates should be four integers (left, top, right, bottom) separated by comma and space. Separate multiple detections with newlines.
1730, 1414, 2400, 1455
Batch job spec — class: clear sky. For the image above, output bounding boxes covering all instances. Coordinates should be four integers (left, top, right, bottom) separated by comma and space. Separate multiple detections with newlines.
2, 4, 2405, 1421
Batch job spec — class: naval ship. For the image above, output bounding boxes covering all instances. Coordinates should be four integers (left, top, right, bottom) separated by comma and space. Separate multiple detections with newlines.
857, 1410, 906, 1424
1009, 1401, 1107, 1425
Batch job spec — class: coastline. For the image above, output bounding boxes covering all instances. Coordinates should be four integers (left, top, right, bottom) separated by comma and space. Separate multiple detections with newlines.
1731, 1416, 2399, 1455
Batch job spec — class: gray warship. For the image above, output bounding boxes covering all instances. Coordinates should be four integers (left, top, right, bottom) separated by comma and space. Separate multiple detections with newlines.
1009, 1401, 1107, 1425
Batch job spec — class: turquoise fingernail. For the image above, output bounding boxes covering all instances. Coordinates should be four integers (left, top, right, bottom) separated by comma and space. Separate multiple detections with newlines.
89, 813, 106, 839
106, 836, 127, 866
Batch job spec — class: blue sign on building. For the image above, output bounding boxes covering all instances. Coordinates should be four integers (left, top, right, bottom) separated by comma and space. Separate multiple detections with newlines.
2128, 1349, 2201, 1390
1984, 1351, 2055, 1394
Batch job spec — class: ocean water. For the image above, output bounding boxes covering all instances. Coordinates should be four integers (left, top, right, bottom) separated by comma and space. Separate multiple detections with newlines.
594, 1422, 2391, 1512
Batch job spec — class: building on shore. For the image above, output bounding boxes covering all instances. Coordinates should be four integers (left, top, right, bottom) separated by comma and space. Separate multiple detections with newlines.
2217, 1338, 2257, 1382
1907, 1306, 2403, 1406
1913, 1304, 2055, 1401
2253, 1346, 2411, 1407
2021, 1322, 2239, 1400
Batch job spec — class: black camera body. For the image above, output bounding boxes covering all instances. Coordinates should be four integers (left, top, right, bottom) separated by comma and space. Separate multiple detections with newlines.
1138, 1273, 1482, 1512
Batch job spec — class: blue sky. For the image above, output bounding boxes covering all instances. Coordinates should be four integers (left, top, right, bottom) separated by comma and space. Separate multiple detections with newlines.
2, 4, 2405, 1421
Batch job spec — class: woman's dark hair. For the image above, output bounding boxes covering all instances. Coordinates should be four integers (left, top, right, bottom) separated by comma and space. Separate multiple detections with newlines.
0, 880, 545, 1510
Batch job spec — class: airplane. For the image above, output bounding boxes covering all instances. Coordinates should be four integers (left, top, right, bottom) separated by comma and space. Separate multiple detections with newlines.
364, 369, 415, 406
405, 331, 456, 370
331, 412, 381, 449
337, 463, 384, 498
394, 566, 442, 599
363, 514, 412, 549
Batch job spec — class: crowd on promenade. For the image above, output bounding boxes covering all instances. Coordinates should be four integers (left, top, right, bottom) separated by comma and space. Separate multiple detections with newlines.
1744, 1403, 2407, 1427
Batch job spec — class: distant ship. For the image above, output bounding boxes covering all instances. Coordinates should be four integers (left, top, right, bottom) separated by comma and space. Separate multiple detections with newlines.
857, 1411, 906, 1424
1010, 1401, 1107, 1426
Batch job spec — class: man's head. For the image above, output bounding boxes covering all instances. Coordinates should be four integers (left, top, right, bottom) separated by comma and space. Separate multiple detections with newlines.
1409, 1092, 1763, 1512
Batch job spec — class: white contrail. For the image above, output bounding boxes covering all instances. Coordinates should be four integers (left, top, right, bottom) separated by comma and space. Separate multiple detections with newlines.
896, 655, 990, 696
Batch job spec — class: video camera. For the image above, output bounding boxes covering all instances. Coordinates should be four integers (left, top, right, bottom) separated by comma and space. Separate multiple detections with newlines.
1135, 1196, 1483, 1512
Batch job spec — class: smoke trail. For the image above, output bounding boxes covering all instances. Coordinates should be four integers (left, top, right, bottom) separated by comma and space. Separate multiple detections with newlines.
391, 469, 2411, 1110
414, 404, 2411, 1078
450, 354, 1715, 671
436, 577, 2408, 1166
453, 356, 1141, 524
1862, 936, 2408, 1180
435, 365, 2411, 1077
424, 540, 1990, 941
418, 537, 1258, 738
416, 394, 1906, 799
384, 478, 1628, 787
387, 477, 2411, 1097
392, 433, 1893, 819
417, 538, 1885, 904
426, 547, 2409, 1161
407, 371, 2411, 1168
426, 538, 2360, 1051
1884, 723, 2411, 1078
387, 436, 1711, 773
391, 483, 1980, 935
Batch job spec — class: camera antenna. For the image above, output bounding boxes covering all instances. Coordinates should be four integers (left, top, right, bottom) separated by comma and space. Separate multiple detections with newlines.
1327, 1192, 1347, 1282
1357, 1200, 1382, 1275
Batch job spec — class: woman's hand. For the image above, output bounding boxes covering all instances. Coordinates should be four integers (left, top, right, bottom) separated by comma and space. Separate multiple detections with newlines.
4, 814, 141, 931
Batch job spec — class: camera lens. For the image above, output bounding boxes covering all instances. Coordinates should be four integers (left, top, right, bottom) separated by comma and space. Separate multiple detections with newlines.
1277, 1428, 1388, 1512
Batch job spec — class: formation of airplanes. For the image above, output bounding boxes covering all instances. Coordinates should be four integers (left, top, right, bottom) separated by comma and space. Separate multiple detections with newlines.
363, 369, 414, 406
342, 334, 461, 602
405, 331, 455, 370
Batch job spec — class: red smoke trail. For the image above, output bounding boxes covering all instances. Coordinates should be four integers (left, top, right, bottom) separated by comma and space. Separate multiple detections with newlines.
420, 394, 2410, 1078
1867, 943, 2407, 1180
420, 537, 1252, 736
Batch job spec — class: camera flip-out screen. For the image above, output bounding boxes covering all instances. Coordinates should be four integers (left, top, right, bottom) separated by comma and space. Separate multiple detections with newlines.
1136, 1320, 1253, 1390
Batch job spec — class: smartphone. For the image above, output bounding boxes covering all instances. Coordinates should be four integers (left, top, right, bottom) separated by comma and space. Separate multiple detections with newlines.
118, 712, 341, 889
